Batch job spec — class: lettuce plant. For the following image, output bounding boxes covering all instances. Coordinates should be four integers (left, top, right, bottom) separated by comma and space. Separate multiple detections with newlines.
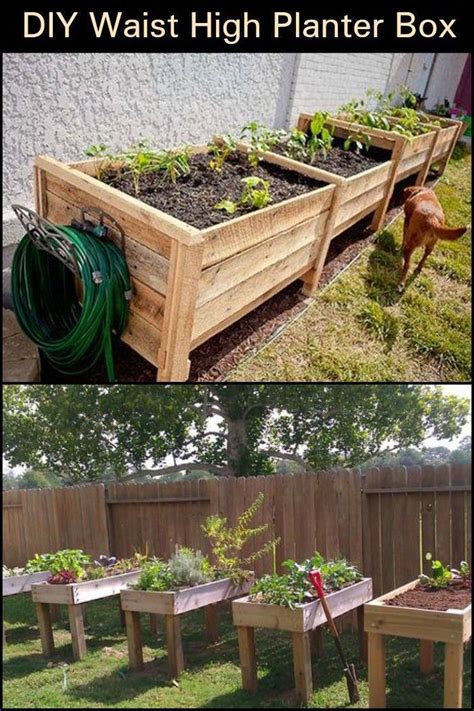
25, 549, 92, 579
418, 552, 453, 589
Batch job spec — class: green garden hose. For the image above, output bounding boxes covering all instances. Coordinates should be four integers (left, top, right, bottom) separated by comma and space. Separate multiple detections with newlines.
11, 211, 131, 382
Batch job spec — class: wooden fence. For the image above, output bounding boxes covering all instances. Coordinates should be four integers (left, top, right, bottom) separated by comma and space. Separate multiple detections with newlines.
2, 464, 471, 597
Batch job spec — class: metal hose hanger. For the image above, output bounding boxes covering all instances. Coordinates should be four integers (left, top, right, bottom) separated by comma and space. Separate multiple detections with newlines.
11, 205, 132, 382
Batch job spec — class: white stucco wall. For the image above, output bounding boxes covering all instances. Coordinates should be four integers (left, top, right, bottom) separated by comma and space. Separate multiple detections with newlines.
425, 53, 468, 110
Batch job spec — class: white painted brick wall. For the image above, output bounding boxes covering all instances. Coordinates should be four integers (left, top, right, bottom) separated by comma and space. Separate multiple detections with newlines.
287, 53, 394, 124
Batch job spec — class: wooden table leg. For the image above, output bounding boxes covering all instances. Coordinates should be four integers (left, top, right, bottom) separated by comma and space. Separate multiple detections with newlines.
368, 632, 386, 708
357, 605, 368, 664
204, 604, 219, 644
49, 604, 60, 624
420, 639, 434, 675
149, 614, 160, 635
443, 642, 464, 708
68, 604, 87, 660
237, 626, 257, 693
310, 627, 324, 657
117, 598, 125, 628
165, 614, 184, 680
292, 631, 313, 704
125, 610, 143, 671
36, 602, 55, 657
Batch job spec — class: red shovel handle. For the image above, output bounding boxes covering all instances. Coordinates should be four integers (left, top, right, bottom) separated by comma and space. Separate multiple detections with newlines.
308, 569, 324, 598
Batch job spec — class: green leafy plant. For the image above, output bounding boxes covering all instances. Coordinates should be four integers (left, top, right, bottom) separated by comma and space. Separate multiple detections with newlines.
208, 135, 237, 172
284, 128, 309, 161
450, 560, 471, 588
241, 122, 286, 168
84, 143, 113, 181
134, 559, 175, 592
2, 564, 25, 577
418, 552, 454, 589
168, 545, 215, 587
306, 112, 333, 160
124, 139, 160, 195
201, 492, 280, 582
250, 573, 307, 609
215, 176, 273, 215
343, 133, 371, 154
155, 147, 191, 184
25, 549, 92, 580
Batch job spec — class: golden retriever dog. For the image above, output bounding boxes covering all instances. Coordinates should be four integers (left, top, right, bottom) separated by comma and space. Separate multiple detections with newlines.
398, 186, 468, 290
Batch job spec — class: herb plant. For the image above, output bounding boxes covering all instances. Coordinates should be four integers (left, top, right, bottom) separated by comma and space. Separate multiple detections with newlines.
168, 545, 215, 587
201, 492, 280, 582
134, 559, 176, 592
215, 176, 273, 215
343, 133, 371, 154
155, 147, 191, 184
208, 135, 237, 172
241, 121, 286, 167
418, 552, 454, 589
84, 143, 113, 181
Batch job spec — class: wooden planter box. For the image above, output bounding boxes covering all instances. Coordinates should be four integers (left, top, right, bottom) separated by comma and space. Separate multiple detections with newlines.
31, 569, 142, 660
364, 580, 472, 708
121, 576, 253, 679
232, 577, 373, 703
422, 115, 465, 170
34, 148, 336, 381
313, 113, 442, 188
3, 571, 50, 644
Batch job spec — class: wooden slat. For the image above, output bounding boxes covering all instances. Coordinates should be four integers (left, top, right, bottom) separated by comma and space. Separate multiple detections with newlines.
391, 467, 409, 588
363, 469, 383, 596
420, 465, 436, 574
451, 464, 468, 566
334, 182, 386, 228
121, 311, 161, 367
403, 466, 422, 584
435, 465, 452, 566
379, 468, 396, 594
340, 162, 392, 203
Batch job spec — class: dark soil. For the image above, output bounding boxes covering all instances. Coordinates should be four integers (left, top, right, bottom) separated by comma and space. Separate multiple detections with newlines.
102, 153, 325, 230
385, 582, 471, 611
273, 137, 390, 178
39, 173, 437, 384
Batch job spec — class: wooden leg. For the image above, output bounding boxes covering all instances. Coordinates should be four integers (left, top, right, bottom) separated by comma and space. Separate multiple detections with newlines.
68, 604, 87, 660
292, 632, 313, 704
204, 604, 219, 645
237, 626, 257, 693
149, 613, 160, 635
368, 632, 386, 708
357, 605, 368, 664
310, 627, 324, 657
125, 610, 143, 671
165, 614, 184, 680
443, 642, 464, 708
36, 602, 55, 657
420, 639, 434, 675
49, 604, 60, 624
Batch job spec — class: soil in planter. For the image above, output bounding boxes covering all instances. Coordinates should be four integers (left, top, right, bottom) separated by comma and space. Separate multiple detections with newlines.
385, 583, 471, 611
273, 137, 390, 178
102, 153, 326, 230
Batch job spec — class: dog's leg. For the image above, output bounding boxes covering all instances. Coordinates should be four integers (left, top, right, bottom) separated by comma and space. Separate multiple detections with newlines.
414, 244, 434, 276
398, 244, 415, 291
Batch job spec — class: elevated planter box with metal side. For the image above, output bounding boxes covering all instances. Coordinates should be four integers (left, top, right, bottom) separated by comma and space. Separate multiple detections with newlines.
364, 579, 471, 708
304, 113, 441, 189
121, 576, 253, 679
33, 148, 336, 382
32, 569, 143, 660
232, 577, 373, 704
3, 571, 50, 644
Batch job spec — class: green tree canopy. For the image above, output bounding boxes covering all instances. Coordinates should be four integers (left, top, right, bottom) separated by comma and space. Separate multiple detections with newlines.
2, 384, 469, 483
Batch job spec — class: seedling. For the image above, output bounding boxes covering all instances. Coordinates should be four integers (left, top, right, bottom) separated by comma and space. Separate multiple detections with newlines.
208, 134, 237, 172
418, 552, 454, 589
284, 128, 309, 161
215, 176, 273, 215
306, 111, 333, 160
343, 133, 371, 154
201, 492, 280, 582
155, 146, 191, 184
84, 143, 113, 181
241, 121, 287, 167
124, 139, 160, 195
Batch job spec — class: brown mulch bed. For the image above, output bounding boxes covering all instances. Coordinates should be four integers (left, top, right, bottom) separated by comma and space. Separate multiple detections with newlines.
385, 583, 471, 611
103, 153, 324, 230
40, 172, 437, 383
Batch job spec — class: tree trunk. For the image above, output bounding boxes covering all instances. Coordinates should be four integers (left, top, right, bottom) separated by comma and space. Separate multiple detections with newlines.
226, 417, 250, 477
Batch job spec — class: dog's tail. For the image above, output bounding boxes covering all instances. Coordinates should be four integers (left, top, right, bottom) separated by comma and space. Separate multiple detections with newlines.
429, 218, 468, 241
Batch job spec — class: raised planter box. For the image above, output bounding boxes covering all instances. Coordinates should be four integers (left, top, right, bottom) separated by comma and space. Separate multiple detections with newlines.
364, 579, 472, 708
33, 148, 336, 381
232, 577, 373, 703
302, 113, 441, 189
3, 571, 50, 644
121, 576, 253, 678
422, 114, 465, 170
31, 569, 142, 660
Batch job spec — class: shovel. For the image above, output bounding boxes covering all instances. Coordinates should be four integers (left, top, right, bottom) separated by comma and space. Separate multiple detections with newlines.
308, 569, 360, 704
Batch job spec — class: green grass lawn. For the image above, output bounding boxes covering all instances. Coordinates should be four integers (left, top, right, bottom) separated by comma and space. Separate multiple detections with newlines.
229, 148, 471, 382
3, 594, 471, 708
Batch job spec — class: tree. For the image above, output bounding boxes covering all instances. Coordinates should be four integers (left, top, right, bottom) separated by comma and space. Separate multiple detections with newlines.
2, 384, 469, 483
2, 469, 18, 490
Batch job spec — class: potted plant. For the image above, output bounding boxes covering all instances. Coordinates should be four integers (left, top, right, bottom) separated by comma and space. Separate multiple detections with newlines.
232, 552, 373, 703
30, 548, 148, 660
121, 493, 279, 679
364, 555, 471, 708
32, 135, 337, 381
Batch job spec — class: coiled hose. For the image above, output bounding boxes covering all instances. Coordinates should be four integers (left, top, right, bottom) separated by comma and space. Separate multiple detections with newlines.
11, 224, 131, 381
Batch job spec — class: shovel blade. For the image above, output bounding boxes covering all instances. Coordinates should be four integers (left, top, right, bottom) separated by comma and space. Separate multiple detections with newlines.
344, 664, 360, 704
